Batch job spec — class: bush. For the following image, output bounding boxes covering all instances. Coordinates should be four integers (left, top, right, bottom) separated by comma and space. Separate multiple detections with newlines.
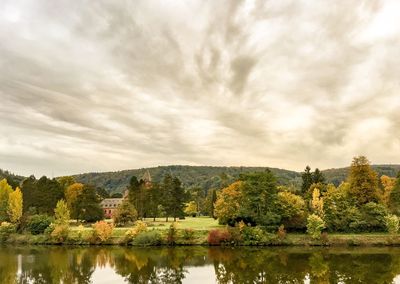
27, 214, 52, 235
51, 224, 69, 242
241, 226, 265, 245
182, 228, 195, 241
92, 221, 113, 242
132, 230, 162, 246
0, 222, 16, 242
384, 214, 399, 234
207, 229, 232, 245
307, 214, 325, 240
125, 220, 148, 242
167, 222, 178, 245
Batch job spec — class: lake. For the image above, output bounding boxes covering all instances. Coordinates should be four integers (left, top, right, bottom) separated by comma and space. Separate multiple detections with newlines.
1, 246, 400, 283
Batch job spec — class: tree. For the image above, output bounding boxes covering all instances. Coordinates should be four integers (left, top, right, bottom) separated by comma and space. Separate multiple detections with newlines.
164, 176, 186, 221
57, 176, 76, 190
7, 187, 23, 224
239, 171, 280, 225
389, 172, 400, 215
184, 201, 198, 217
128, 176, 147, 219
74, 184, 104, 222
347, 156, 380, 205
312, 168, 325, 184
277, 191, 306, 229
54, 199, 70, 225
65, 183, 84, 220
113, 200, 137, 227
214, 181, 243, 225
207, 189, 217, 218
301, 166, 313, 194
0, 179, 13, 222
311, 188, 324, 217
21, 176, 64, 215
381, 175, 396, 206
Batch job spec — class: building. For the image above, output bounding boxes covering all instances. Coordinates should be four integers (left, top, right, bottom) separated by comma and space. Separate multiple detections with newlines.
101, 197, 124, 218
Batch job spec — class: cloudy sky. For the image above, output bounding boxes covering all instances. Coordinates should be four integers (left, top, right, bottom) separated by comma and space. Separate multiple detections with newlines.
1, 0, 400, 177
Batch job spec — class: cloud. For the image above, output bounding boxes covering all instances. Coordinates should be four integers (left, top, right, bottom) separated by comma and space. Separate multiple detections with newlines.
0, 0, 399, 177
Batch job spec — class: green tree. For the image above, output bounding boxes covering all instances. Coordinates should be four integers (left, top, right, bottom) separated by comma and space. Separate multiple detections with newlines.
54, 199, 70, 226
239, 171, 280, 225
74, 184, 104, 222
113, 199, 137, 226
347, 156, 380, 205
312, 168, 325, 184
161, 175, 186, 221
301, 166, 313, 194
207, 189, 217, 218
0, 179, 13, 222
7, 187, 23, 224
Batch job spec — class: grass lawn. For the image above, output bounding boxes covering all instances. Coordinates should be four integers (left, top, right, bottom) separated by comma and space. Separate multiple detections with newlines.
143, 216, 222, 230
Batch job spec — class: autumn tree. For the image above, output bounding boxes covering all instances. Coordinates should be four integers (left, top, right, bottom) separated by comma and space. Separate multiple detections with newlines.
347, 156, 380, 205
311, 188, 324, 217
381, 175, 396, 206
54, 199, 70, 225
65, 183, 84, 220
214, 181, 243, 225
389, 172, 400, 215
184, 201, 198, 217
277, 191, 307, 229
0, 179, 13, 222
7, 187, 23, 224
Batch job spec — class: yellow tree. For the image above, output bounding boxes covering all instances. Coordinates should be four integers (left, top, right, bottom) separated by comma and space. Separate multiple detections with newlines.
7, 187, 23, 224
381, 175, 396, 205
311, 188, 324, 217
54, 199, 70, 225
214, 181, 243, 225
65, 183, 84, 219
0, 179, 13, 222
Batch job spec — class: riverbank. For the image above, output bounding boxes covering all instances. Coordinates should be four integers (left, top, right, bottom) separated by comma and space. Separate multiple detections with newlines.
3, 230, 400, 247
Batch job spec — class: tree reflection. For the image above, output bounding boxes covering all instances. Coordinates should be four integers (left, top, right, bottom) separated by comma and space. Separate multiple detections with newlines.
1, 246, 400, 283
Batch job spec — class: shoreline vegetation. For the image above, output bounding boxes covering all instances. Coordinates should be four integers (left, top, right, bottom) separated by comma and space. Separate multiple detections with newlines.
2, 156, 400, 247
2, 217, 400, 247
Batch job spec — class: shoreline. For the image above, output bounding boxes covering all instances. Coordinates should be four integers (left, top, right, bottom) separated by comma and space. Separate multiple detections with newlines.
3, 231, 400, 247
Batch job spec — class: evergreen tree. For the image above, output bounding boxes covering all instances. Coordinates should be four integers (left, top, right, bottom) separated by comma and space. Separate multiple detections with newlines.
312, 168, 325, 184
301, 166, 313, 194
161, 175, 186, 221
75, 184, 104, 222
209, 189, 217, 219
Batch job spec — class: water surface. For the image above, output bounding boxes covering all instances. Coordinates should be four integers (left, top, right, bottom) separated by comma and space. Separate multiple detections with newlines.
1, 246, 400, 283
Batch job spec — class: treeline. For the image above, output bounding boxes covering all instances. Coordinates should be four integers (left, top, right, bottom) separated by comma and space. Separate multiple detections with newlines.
214, 156, 400, 235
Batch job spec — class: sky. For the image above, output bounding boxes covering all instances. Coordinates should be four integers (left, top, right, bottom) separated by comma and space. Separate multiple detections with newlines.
1, 0, 400, 177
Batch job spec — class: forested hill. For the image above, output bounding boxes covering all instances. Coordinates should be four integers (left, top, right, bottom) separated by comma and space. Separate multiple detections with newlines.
73, 166, 302, 194
73, 164, 400, 194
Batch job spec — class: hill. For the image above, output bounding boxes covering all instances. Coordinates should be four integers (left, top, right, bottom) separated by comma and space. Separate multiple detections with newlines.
73, 165, 302, 194
0, 169, 26, 188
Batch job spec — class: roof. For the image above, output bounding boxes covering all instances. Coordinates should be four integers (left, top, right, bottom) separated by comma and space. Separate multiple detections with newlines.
100, 198, 124, 208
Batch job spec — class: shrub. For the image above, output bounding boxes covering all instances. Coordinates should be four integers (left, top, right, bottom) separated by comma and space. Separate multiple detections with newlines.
51, 224, 69, 242
241, 226, 265, 245
277, 225, 286, 240
182, 228, 195, 241
125, 220, 148, 242
384, 214, 399, 234
167, 222, 178, 245
92, 221, 113, 242
27, 214, 52, 235
132, 230, 162, 246
0, 222, 16, 242
207, 229, 232, 245
307, 214, 325, 240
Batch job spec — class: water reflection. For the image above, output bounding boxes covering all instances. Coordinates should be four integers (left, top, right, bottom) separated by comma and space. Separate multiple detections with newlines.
1, 246, 400, 283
